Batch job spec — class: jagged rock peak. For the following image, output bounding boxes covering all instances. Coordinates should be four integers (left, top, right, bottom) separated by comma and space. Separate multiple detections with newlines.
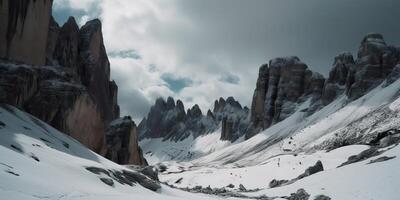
269, 56, 306, 68
247, 56, 323, 139
53, 16, 80, 70
321, 52, 355, 105
361, 33, 386, 45
334, 52, 355, 65
176, 99, 185, 111
166, 96, 175, 109
226, 97, 242, 109
347, 33, 400, 99
214, 96, 243, 113
188, 104, 202, 118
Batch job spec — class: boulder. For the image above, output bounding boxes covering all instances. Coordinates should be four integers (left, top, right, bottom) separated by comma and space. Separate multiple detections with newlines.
288, 189, 310, 200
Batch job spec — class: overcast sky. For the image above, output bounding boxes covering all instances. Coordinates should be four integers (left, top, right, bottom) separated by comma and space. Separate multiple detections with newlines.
53, 0, 400, 123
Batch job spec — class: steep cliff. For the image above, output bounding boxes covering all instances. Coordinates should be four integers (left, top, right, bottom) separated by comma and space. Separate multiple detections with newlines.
248, 33, 400, 139
247, 56, 325, 138
0, 0, 144, 165
0, 0, 52, 65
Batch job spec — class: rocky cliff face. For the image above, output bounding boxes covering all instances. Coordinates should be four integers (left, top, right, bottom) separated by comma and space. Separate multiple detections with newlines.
139, 96, 248, 142
0, 0, 52, 65
248, 33, 400, 139
247, 56, 325, 138
104, 116, 148, 165
0, 1, 144, 165
347, 33, 400, 99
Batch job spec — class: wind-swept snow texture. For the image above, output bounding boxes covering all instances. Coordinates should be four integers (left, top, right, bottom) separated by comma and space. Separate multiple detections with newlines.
0, 106, 222, 200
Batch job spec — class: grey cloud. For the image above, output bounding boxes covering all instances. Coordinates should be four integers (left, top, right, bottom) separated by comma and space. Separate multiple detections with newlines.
54, 0, 400, 121
219, 73, 240, 85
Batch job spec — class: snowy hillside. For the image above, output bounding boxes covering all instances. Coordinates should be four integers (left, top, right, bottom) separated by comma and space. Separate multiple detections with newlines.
0, 105, 224, 200
138, 73, 400, 199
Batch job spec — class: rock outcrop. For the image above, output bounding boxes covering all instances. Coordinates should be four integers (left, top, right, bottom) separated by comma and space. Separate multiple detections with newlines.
0, 0, 53, 65
247, 34, 400, 139
104, 116, 147, 165
247, 57, 325, 138
139, 97, 217, 141
0, 1, 144, 165
347, 33, 400, 99
321, 52, 355, 105
139, 96, 249, 142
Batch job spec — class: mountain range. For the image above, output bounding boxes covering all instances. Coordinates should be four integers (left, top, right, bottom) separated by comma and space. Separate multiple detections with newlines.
0, 1, 399, 200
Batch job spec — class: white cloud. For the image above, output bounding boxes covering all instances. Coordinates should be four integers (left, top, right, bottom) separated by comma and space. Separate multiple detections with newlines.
54, 0, 98, 12
54, 0, 400, 122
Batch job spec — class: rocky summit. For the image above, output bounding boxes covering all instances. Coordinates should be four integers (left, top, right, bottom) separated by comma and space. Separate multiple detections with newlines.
138, 96, 248, 142
247, 33, 400, 138
139, 34, 400, 142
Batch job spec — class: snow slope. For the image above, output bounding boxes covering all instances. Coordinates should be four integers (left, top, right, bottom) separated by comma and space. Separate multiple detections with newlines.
0, 105, 223, 200
140, 78, 400, 199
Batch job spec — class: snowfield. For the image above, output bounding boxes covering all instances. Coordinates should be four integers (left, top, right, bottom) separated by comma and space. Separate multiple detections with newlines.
1, 74, 400, 200
0, 106, 224, 200
140, 78, 400, 199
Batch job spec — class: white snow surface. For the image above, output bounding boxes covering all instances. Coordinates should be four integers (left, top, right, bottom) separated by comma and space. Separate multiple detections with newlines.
0, 106, 224, 200
140, 78, 400, 199
2, 75, 400, 199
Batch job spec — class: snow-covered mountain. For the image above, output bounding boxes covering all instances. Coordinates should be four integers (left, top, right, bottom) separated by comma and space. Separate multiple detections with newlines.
137, 33, 400, 199
1, 0, 400, 199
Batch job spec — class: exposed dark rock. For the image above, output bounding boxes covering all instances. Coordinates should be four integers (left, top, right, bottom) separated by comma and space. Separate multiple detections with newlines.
46, 16, 60, 64
100, 177, 114, 187
379, 135, 400, 148
239, 184, 247, 191
103, 116, 147, 165
226, 183, 235, 188
313, 195, 331, 200
0, 63, 38, 108
139, 97, 217, 141
78, 19, 120, 123
247, 56, 324, 139
85, 166, 161, 191
269, 179, 289, 188
5, 170, 19, 176
139, 96, 249, 142
53, 16, 80, 72
338, 148, 380, 167
287, 189, 310, 200
175, 177, 183, 184
385, 64, 400, 86
139, 166, 159, 181
297, 160, 324, 179
216, 97, 249, 141
0, 2, 145, 160
10, 144, 23, 153
347, 33, 400, 99
0, 0, 53, 65
368, 156, 396, 164
322, 52, 354, 105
